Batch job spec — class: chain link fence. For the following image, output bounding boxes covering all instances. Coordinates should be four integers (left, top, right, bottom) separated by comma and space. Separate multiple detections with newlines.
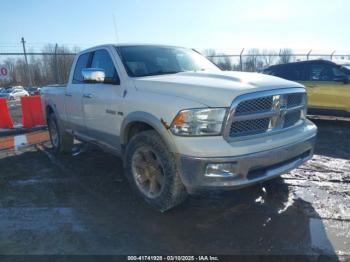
1, 44, 350, 87
205, 48, 350, 72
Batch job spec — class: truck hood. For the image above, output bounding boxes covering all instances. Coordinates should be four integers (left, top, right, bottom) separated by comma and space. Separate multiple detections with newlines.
133, 71, 304, 107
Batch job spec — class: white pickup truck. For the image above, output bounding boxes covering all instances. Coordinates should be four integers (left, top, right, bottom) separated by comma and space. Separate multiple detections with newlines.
41, 44, 317, 211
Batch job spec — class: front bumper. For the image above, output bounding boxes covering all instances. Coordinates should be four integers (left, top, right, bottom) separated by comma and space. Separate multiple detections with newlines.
178, 135, 316, 190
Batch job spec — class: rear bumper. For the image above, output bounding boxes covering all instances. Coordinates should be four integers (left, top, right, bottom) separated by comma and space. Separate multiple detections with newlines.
178, 134, 316, 190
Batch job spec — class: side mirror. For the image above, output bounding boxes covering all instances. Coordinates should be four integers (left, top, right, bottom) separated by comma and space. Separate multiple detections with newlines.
82, 68, 105, 83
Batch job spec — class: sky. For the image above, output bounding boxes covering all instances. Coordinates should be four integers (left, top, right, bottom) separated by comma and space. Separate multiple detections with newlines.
0, 0, 349, 52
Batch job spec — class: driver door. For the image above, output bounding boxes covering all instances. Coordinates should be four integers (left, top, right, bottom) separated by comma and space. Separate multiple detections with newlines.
82, 48, 123, 150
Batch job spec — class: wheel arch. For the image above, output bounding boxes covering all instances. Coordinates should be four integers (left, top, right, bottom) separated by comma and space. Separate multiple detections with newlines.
45, 105, 55, 119
121, 111, 178, 153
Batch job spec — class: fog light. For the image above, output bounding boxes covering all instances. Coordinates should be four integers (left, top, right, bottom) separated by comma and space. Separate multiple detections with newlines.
205, 163, 237, 177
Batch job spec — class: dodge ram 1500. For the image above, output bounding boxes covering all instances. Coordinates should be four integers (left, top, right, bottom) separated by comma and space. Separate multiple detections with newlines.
41, 44, 317, 211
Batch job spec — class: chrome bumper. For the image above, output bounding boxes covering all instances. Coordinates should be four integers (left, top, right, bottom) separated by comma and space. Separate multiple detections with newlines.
178, 135, 316, 190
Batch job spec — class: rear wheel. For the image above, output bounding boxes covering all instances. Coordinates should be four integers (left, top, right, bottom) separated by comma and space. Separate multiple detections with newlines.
124, 130, 187, 211
48, 113, 73, 154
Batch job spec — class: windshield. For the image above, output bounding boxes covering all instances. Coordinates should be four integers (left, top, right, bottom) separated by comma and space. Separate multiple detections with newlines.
116, 46, 220, 77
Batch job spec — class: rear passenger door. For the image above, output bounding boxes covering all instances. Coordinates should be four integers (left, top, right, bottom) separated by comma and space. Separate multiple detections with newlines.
82, 48, 123, 149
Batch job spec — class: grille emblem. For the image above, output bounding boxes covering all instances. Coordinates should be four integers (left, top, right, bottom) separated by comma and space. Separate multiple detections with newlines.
271, 95, 287, 128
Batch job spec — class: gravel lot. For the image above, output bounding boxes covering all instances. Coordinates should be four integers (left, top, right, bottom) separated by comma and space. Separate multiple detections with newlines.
0, 118, 349, 259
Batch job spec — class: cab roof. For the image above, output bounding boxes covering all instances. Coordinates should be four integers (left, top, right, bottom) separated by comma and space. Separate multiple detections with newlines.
266, 59, 337, 69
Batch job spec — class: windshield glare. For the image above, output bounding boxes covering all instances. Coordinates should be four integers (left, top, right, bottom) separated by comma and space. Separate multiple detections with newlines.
117, 46, 220, 77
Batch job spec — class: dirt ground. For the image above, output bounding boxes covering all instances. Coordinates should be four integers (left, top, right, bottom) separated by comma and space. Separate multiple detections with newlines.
0, 118, 349, 259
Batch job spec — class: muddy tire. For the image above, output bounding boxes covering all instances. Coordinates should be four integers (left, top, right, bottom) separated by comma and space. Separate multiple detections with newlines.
48, 113, 73, 154
124, 130, 187, 211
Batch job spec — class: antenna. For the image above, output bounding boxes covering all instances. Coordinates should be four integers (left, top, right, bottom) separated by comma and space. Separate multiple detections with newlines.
112, 14, 119, 44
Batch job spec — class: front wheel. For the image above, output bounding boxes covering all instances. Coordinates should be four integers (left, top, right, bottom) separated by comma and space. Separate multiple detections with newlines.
48, 113, 73, 154
124, 130, 187, 211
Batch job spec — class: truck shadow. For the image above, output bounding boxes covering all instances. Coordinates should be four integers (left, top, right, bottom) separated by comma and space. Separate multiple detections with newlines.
0, 143, 340, 257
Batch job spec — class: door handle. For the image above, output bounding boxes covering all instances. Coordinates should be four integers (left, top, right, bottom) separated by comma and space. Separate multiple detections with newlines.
83, 93, 94, 99
65, 92, 72, 97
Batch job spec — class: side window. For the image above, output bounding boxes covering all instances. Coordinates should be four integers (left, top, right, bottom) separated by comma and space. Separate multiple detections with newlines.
73, 53, 91, 83
309, 64, 325, 81
91, 49, 119, 84
331, 66, 347, 81
308, 63, 344, 81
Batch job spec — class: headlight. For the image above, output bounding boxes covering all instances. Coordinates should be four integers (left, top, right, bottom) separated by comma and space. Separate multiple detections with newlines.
170, 108, 227, 136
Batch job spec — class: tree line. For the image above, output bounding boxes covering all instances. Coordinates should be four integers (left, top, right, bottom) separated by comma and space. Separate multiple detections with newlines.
0, 44, 79, 87
203, 48, 294, 72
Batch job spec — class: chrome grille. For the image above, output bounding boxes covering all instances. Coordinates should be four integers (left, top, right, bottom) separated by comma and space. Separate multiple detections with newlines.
283, 110, 301, 128
225, 89, 306, 140
236, 96, 273, 115
287, 93, 303, 108
230, 118, 270, 136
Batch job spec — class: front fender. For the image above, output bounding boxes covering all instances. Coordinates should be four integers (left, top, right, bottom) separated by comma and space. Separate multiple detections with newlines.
120, 111, 178, 153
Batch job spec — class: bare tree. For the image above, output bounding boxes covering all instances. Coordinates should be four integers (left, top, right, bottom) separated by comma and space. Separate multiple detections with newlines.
261, 49, 277, 67
217, 55, 232, 71
202, 49, 217, 60
56, 45, 75, 84
202, 49, 232, 70
244, 49, 263, 72
278, 48, 293, 64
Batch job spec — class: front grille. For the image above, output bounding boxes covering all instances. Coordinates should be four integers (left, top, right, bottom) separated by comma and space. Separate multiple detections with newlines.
283, 110, 301, 128
227, 90, 305, 139
230, 118, 270, 136
235, 96, 273, 115
287, 93, 303, 108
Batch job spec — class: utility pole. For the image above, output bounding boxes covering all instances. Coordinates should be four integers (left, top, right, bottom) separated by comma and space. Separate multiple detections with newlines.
239, 48, 244, 71
21, 37, 33, 87
54, 43, 59, 84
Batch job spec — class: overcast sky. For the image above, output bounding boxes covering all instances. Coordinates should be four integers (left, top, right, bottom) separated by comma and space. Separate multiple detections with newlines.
1, 0, 349, 52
